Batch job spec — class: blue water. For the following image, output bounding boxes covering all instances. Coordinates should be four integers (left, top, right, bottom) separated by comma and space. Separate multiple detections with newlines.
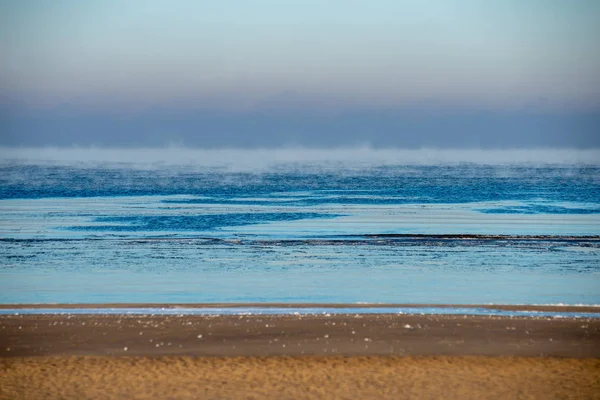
1, 149, 599, 307
1, 307, 599, 319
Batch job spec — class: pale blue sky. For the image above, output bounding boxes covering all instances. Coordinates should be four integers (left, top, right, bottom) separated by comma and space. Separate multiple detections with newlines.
0, 1, 598, 147
2, 0, 599, 109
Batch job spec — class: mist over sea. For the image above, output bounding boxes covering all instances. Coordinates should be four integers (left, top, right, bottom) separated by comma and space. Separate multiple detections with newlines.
1, 147, 599, 306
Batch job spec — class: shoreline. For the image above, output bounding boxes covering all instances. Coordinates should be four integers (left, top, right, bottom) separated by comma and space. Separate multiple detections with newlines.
2, 302, 599, 313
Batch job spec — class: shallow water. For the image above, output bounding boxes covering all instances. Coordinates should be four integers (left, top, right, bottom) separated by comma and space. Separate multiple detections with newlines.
1, 307, 599, 319
1, 150, 599, 306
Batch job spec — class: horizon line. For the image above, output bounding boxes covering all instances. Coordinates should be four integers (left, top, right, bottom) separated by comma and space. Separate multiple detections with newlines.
1, 146, 599, 167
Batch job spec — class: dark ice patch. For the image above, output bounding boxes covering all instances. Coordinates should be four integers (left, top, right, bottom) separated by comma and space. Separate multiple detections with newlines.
67, 212, 341, 232
477, 205, 600, 215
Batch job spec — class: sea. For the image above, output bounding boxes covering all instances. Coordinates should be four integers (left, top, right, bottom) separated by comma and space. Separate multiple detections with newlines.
1, 148, 599, 316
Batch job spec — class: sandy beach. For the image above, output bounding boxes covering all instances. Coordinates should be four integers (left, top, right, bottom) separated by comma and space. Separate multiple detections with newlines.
2, 355, 599, 400
1, 312, 599, 399
2, 312, 600, 358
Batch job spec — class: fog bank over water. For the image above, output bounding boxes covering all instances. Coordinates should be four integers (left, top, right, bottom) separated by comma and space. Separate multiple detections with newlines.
1, 147, 598, 170
2, 108, 598, 149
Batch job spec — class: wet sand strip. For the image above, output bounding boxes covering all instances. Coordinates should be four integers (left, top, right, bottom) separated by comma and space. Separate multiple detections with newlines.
2, 313, 599, 358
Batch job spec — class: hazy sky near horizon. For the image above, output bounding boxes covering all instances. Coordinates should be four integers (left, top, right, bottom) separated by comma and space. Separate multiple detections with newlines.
1, 0, 599, 148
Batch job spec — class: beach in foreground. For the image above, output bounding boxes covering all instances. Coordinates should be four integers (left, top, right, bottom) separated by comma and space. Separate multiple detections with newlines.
2, 356, 599, 400
1, 312, 600, 399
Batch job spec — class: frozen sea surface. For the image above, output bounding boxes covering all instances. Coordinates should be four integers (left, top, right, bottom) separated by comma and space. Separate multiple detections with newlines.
1, 149, 599, 306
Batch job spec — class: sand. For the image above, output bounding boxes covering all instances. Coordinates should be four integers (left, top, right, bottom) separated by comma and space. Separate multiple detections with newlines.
2, 356, 599, 400
2, 313, 599, 357
2, 313, 600, 399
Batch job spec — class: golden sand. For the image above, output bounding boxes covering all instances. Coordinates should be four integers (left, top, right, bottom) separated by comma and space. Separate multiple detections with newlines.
2, 356, 599, 400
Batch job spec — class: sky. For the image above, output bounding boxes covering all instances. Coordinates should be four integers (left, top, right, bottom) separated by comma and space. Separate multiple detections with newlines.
1, 0, 599, 148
